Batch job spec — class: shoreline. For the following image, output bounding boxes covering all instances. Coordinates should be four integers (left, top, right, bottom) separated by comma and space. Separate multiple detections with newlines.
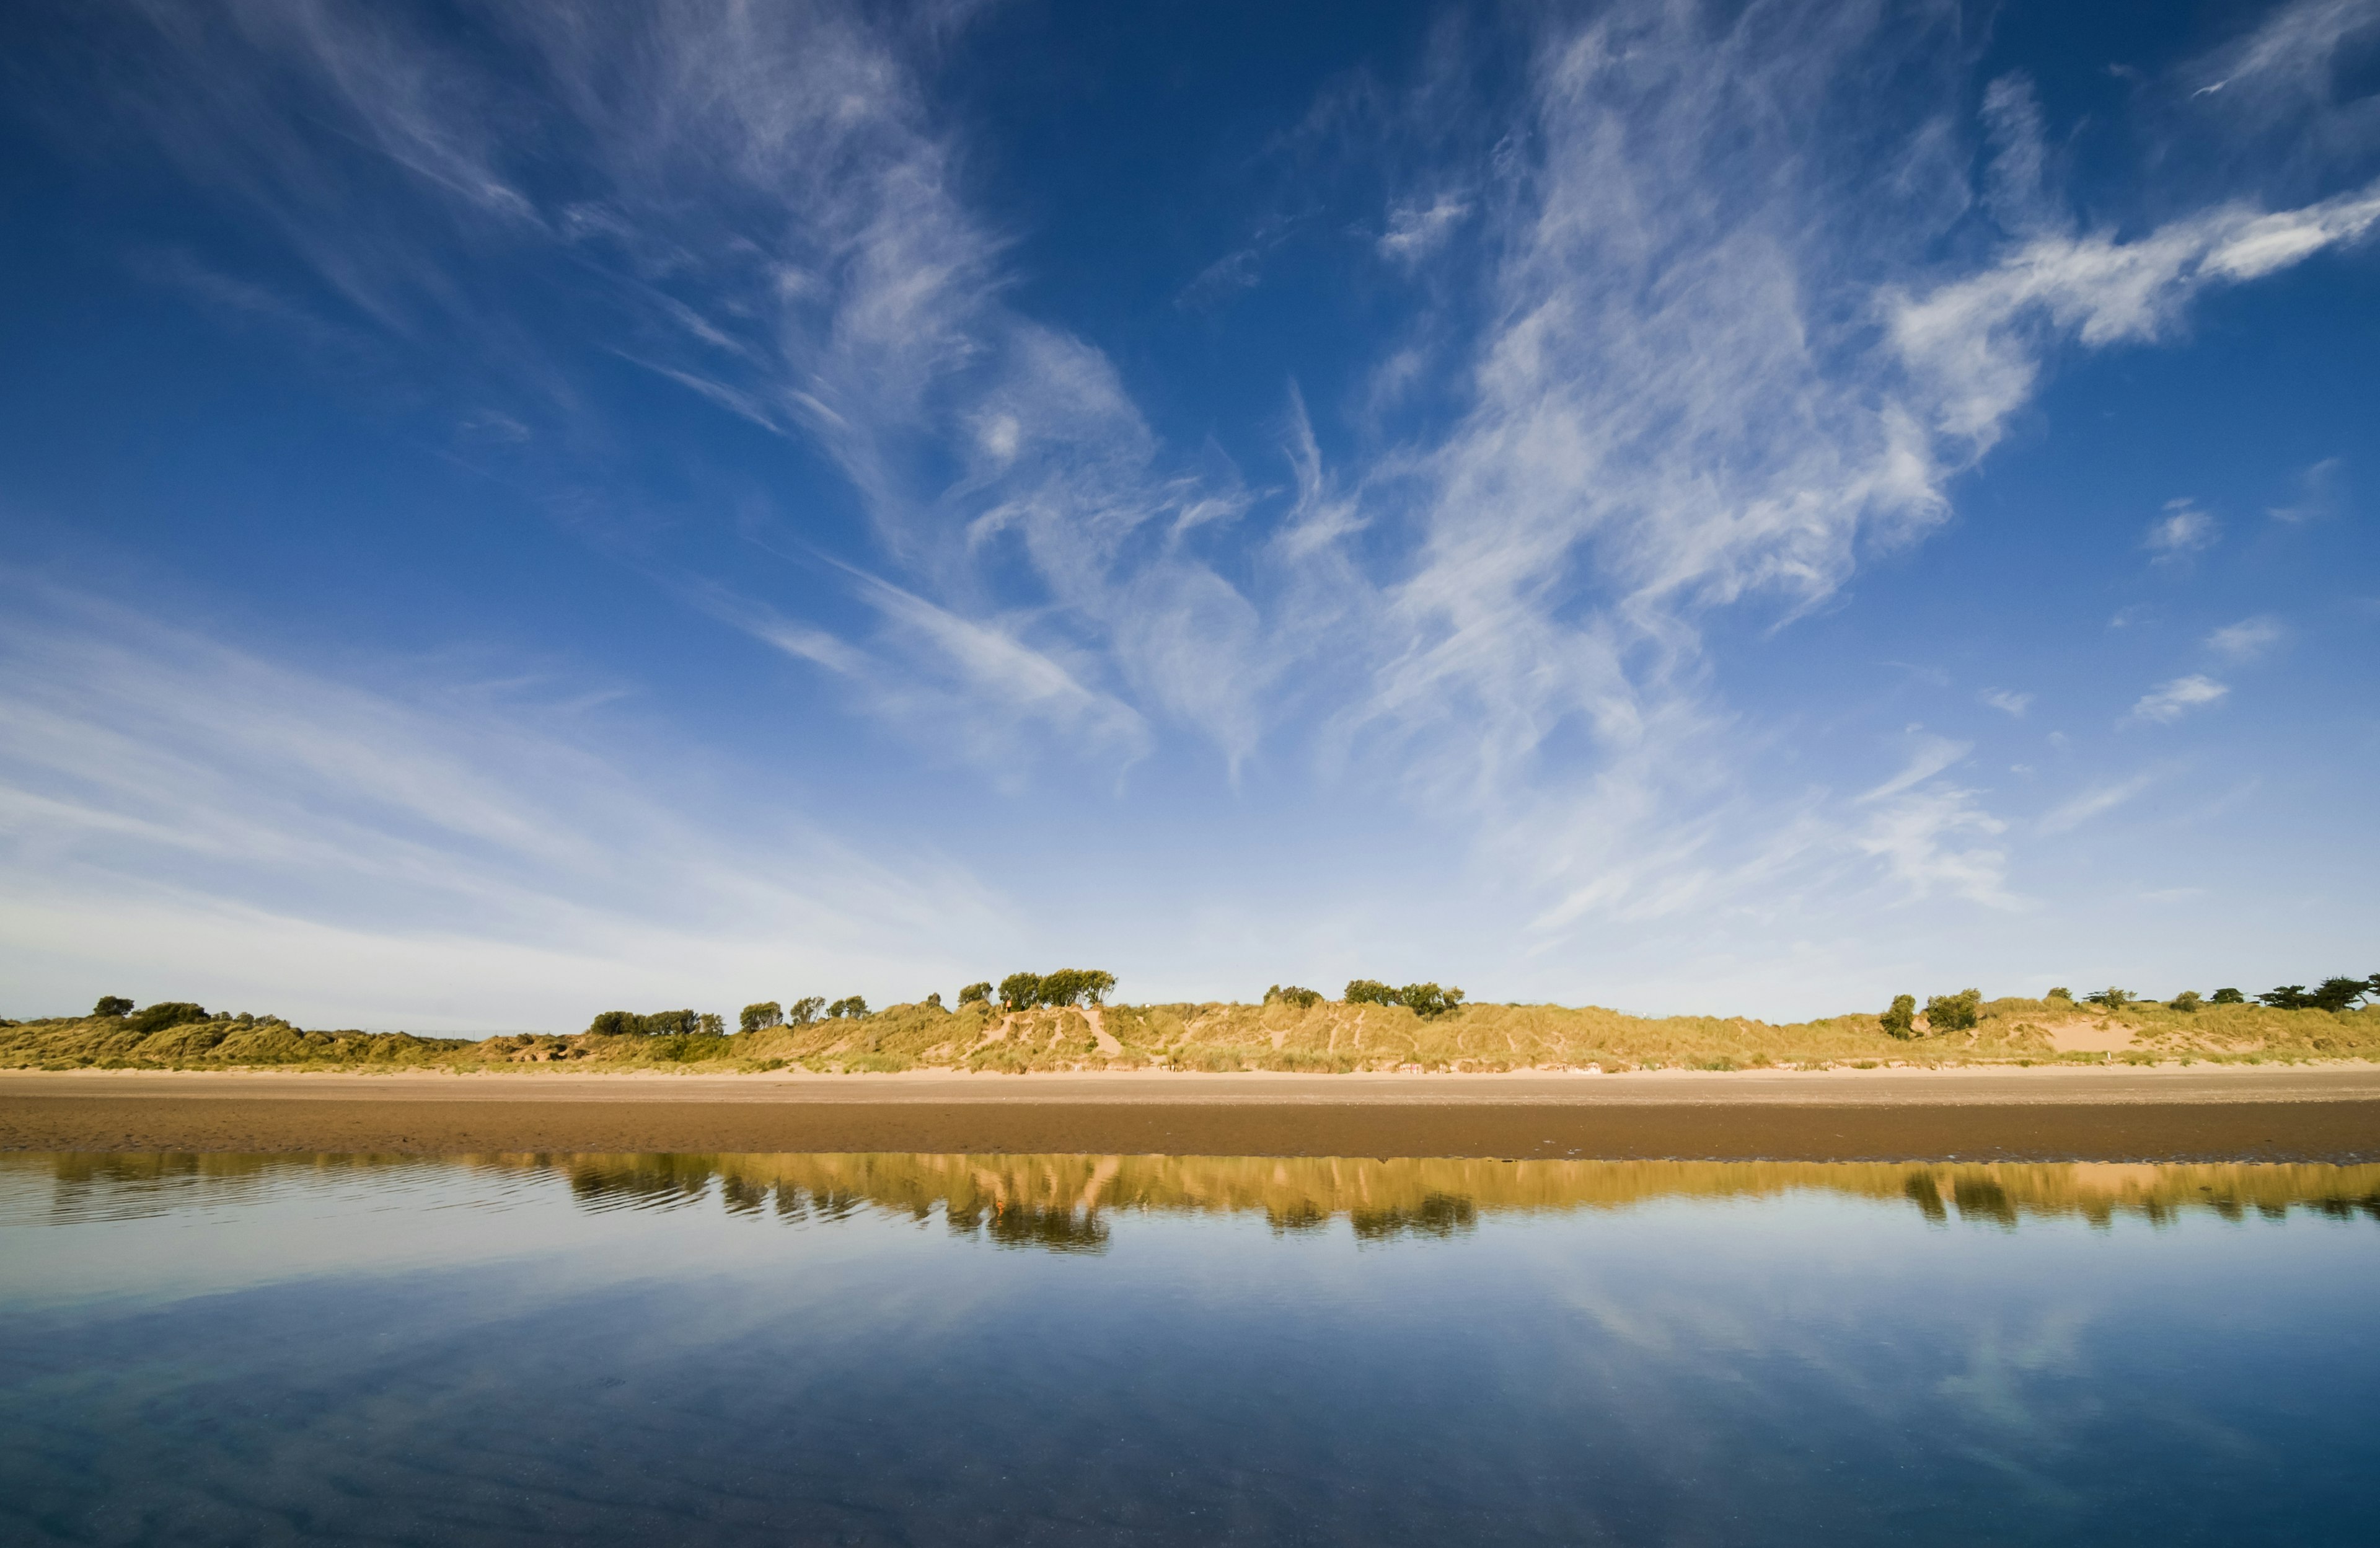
4, 1064, 2377, 1162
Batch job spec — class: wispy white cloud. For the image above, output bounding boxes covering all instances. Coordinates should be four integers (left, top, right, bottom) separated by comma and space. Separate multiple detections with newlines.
0, 580, 1013, 1025
2143, 500, 2219, 563
1851, 738, 2016, 907
2268, 456, 2346, 521
2206, 616, 2285, 660
1377, 193, 1470, 265
1980, 689, 2033, 717
1885, 181, 2380, 458
2038, 774, 2154, 835
50, 0, 2380, 962
2128, 674, 2229, 723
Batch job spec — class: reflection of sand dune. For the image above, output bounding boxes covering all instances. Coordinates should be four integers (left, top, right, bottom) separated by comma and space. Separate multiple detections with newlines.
11, 1151, 2379, 1239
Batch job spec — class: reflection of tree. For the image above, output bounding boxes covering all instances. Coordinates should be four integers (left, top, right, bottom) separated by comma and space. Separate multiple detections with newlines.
11, 1152, 2379, 1245
1351, 1193, 1477, 1242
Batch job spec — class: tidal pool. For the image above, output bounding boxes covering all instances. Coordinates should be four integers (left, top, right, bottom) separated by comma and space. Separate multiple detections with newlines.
3, 1152, 2374, 1546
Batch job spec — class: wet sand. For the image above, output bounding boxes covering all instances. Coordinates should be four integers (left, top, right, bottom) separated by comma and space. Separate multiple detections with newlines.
4, 1064, 2378, 1160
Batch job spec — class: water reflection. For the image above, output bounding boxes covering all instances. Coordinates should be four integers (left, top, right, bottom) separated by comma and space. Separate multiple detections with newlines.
4, 1150, 2377, 1547
9, 1151, 2376, 1244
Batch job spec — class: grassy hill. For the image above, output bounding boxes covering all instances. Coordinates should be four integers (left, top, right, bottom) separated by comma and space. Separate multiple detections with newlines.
3, 993, 2374, 1073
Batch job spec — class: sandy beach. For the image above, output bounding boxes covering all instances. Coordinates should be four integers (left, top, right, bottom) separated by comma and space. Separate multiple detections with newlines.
3, 1063, 2376, 1161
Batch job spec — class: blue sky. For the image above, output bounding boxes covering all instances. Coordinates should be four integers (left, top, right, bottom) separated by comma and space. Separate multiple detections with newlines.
2, 0, 2375, 1030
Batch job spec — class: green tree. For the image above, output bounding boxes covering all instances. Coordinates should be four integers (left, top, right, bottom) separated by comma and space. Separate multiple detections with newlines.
1266, 984, 1323, 1009
2309, 978, 2369, 1012
739, 1001, 784, 1035
1924, 989, 1982, 1033
1344, 979, 1398, 1006
787, 996, 826, 1024
1880, 994, 1916, 1039
128, 1001, 208, 1033
2210, 987, 2246, 1005
585, 1009, 708, 1037
92, 996, 133, 1018
999, 972, 1044, 1010
2084, 988, 2134, 1009
2170, 991, 2203, 1013
826, 996, 869, 1019
1396, 983, 1465, 1019
957, 982, 992, 1007
2045, 987, 2073, 1003
2256, 985, 2311, 1010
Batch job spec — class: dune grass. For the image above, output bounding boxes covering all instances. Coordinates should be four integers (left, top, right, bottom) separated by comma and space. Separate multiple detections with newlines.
3, 993, 2373, 1073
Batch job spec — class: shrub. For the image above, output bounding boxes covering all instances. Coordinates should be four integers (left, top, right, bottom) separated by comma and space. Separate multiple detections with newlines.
739, 1001, 784, 1035
2210, 987, 2246, 1006
1924, 989, 1981, 1033
1396, 983, 1465, 1019
826, 996, 869, 1019
1344, 979, 1398, 1006
1880, 994, 1916, 1039
787, 996, 826, 1025
924, 991, 945, 1009
2083, 988, 2134, 1009
92, 996, 133, 1019
2256, 985, 2310, 1010
1265, 984, 1323, 1009
2045, 987, 2073, 1004
997, 970, 1117, 1009
2171, 991, 2203, 1013
957, 982, 992, 1007
130, 1002, 209, 1034
1039, 969, 1117, 1007
584, 1009, 708, 1038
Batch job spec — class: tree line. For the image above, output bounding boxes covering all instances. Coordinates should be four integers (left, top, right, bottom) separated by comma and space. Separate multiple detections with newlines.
1342, 980, 1466, 1019
1881, 973, 2378, 1037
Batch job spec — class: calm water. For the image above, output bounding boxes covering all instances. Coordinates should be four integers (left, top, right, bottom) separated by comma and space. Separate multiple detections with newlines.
3, 1153, 2376, 1547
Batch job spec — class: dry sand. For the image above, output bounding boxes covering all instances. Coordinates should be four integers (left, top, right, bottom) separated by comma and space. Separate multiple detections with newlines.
3, 1064, 2376, 1161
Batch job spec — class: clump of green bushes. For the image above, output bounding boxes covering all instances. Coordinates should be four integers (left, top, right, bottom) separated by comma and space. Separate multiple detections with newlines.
998, 970, 1117, 1009
585, 1009, 725, 1038
1344, 980, 1466, 1018
1880, 989, 1979, 1038
1265, 984, 1323, 1008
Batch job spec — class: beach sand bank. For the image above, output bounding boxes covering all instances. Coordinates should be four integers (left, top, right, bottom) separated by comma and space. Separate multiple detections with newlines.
2, 1064, 2376, 1161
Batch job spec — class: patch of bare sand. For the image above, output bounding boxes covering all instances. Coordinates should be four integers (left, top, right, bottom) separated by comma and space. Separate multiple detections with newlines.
2044, 1017, 2139, 1055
